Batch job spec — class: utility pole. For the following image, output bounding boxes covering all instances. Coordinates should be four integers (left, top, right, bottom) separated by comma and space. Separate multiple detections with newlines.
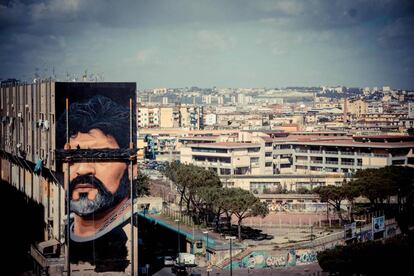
226, 236, 236, 276
129, 98, 135, 276
65, 98, 71, 276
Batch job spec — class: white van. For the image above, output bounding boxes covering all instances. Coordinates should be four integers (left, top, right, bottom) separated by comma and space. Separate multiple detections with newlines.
176, 253, 195, 266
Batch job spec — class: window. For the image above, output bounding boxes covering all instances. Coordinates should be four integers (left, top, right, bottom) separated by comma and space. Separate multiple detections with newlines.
248, 147, 260, 152
265, 152, 272, 157
193, 156, 231, 163
192, 147, 227, 153
265, 162, 272, 167
220, 168, 231, 175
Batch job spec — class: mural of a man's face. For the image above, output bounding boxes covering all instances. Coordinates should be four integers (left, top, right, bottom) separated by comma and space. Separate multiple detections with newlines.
68, 128, 129, 217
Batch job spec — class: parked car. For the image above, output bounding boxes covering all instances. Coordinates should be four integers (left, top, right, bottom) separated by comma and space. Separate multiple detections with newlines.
252, 234, 267, 241
171, 263, 187, 275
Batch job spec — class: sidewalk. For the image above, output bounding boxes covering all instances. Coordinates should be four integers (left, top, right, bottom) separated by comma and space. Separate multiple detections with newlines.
186, 263, 324, 276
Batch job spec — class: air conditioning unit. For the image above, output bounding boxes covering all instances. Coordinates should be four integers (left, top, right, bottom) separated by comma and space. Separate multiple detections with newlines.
43, 120, 50, 130
36, 119, 43, 128
36, 239, 61, 257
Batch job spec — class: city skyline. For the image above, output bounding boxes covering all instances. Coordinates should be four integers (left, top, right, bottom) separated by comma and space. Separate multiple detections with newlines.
1, 0, 414, 89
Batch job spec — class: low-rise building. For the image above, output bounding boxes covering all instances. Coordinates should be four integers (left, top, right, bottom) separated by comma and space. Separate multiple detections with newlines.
179, 131, 414, 191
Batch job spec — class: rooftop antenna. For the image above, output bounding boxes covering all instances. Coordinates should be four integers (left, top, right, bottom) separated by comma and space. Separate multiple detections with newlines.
52, 66, 57, 80
82, 69, 87, 82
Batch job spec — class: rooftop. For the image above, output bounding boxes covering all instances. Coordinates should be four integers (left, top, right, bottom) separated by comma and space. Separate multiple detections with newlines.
189, 142, 261, 149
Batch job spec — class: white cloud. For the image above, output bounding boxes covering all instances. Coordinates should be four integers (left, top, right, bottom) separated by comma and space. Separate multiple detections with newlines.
135, 48, 154, 62
196, 30, 235, 51
256, 0, 303, 16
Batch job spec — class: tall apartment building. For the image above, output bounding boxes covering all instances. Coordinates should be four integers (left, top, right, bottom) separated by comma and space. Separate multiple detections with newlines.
160, 107, 174, 128
137, 107, 160, 128
409, 103, 414, 118
1, 81, 164, 275
0, 81, 136, 244
138, 105, 203, 130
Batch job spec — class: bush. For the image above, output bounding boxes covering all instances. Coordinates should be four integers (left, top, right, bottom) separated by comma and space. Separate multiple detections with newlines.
318, 232, 414, 275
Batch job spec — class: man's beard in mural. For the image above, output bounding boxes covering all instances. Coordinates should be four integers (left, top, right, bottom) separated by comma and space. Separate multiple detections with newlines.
69, 171, 129, 218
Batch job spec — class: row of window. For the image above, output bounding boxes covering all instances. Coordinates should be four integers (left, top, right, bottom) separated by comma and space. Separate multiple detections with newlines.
193, 156, 231, 163
192, 147, 228, 153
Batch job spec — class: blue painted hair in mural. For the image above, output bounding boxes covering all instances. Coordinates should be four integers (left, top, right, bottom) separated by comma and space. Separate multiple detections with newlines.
57, 95, 131, 149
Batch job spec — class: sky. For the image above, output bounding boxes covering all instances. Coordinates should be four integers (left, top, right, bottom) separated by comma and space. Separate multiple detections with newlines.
1, 0, 414, 89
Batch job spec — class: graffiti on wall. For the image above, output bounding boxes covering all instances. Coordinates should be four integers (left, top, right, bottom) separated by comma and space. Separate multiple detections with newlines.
227, 249, 318, 269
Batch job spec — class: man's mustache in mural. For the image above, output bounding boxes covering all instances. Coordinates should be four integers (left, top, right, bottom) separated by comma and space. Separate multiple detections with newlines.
69, 171, 129, 218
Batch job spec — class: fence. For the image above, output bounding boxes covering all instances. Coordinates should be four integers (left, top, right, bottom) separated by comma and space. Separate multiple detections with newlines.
162, 204, 195, 227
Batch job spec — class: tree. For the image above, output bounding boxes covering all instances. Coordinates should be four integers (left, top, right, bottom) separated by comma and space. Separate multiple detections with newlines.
223, 188, 269, 240
314, 185, 347, 224
163, 162, 222, 222
349, 166, 414, 232
197, 186, 230, 230
134, 173, 150, 197
349, 168, 395, 206
318, 232, 414, 275
296, 187, 313, 194
342, 180, 360, 221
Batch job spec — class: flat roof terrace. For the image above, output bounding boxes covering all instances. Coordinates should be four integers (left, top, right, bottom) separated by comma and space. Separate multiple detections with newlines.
188, 142, 261, 149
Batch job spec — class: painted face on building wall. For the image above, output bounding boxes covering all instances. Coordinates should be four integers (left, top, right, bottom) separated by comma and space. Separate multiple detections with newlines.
68, 128, 129, 217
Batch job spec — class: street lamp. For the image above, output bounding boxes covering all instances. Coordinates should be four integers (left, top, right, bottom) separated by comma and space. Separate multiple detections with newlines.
203, 230, 210, 276
175, 219, 181, 256
203, 231, 209, 261
226, 236, 236, 276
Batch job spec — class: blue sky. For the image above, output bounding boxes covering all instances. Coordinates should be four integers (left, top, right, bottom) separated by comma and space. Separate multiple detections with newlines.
1, 0, 414, 89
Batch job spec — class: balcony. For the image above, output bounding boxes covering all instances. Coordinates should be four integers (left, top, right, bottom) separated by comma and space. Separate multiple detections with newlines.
341, 161, 355, 166
325, 151, 338, 155
373, 153, 390, 157
325, 161, 339, 165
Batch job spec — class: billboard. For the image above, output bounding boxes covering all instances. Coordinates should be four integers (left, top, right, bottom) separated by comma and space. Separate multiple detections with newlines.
372, 216, 385, 234
55, 82, 137, 274
344, 222, 357, 240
